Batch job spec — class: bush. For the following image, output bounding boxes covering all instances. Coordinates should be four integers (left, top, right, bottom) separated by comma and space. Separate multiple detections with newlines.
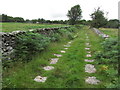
102, 38, 118, 51
58, 29, 74, 40
67, 32, 74, 40
67, 27, 75, 32
94, 38, 118, 64
94, 37, 119, 88
49, 33, 61, 41
14, 32, 50, 62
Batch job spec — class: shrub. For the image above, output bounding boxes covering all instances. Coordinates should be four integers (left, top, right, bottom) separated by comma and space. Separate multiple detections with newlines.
67, 27, 75, 32
67, 32, 74, 40
14, 32, 50, 62
94, 37, 119, 88
94, 38, 118, 64
49, 33, 61, 41
58, 29, 74, 40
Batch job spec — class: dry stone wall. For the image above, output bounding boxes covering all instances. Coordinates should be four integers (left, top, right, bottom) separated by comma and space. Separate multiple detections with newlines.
92, 28, 109, 39
1, 26, 69, 61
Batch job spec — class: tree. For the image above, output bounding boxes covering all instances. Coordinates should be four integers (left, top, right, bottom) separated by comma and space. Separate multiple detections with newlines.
38, 18, 45, 23
2, 14, 8, 22
25, 19, 31, 23
31, 19, 37, 23
14, 17, 24, 22
105, 19, 119, 28
90, 7, 107, 28
67, 5, 82, 25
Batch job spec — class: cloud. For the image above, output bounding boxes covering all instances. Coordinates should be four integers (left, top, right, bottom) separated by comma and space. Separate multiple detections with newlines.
0, 0, 119, 20
50, 13, 68, 20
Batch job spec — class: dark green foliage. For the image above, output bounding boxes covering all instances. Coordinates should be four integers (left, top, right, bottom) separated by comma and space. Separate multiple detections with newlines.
67, 5, 82, 25
58, 28, 75, 40
49, 33, 61, 41
1, 14, 69, 24
94, 38, 119, 88
90, 7, 107, 28
31, 19, 38, 23
37, 18, 45, 24
104, 19, 119, 28
1, 14, 25, 22
49, 27, 77, 41
67, 32, 74, 40
14, 32, 50, 62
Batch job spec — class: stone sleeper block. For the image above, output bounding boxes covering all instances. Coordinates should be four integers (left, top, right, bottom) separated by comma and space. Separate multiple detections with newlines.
50, 60, 58, 64
85, 76, 100, 85
84, 59, 94, 62
54, 54, 62, 57
50, 58, 59, 64
85, 48, 90, 50
87, 51, 91, 53
85, 64, 96, 73
64, 48, 68, 50
51, 58, 59, 61
34, 76, 47, 82
60, 50, 66, 53
86, 54, 92, 57
43, 66, 54, 70
64, 45, 71, 47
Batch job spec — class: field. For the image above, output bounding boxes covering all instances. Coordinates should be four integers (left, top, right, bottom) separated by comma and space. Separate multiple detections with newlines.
1, 23, 69, 32
99, 28, 118, 38
2, 23, 119, 88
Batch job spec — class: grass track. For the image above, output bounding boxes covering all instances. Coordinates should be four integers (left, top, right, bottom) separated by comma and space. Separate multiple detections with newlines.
3, 26, 107, 88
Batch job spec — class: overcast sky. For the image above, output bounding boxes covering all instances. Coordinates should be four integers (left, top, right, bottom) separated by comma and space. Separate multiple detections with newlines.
0, 0, 119, 20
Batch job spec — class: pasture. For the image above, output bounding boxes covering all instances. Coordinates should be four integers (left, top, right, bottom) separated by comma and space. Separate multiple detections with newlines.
1, 22, 69, 32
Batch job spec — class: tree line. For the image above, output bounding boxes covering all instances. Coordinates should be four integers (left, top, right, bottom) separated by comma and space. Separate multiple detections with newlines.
0, 14, 68, 24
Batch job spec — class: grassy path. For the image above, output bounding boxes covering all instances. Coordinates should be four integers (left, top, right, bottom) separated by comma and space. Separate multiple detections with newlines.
3, 26, 105, 88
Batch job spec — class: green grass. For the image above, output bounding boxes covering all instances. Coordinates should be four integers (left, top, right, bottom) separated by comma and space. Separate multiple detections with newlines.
99, 28, 118, 38
3, 26, 117, 88
1, 22, 69, 32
